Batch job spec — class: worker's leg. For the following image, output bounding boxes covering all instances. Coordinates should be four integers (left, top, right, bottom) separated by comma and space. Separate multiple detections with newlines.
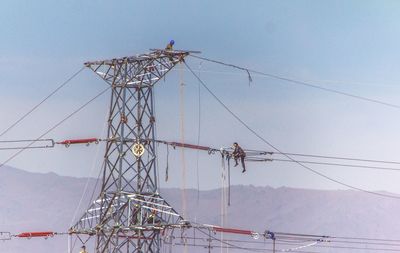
241, 156, 246, 173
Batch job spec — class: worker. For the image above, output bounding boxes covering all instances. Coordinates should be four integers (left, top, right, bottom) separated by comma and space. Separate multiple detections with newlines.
79, 245, 88, 253
165, 40, 175, 62
147, 209, 159, 224
165, 39, 175, 51
232, 142, 246, 173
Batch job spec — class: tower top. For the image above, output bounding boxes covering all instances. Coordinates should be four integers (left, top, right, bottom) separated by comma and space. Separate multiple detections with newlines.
84, 49, 200, 67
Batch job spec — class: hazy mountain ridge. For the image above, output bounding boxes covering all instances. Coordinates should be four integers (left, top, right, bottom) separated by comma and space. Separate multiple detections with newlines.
0, 166, 399, 253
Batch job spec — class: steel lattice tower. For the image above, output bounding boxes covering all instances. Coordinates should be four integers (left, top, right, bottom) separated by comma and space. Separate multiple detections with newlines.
70, 50, 191, 253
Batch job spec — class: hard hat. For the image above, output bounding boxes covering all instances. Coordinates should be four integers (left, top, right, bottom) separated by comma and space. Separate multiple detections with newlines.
170, 40, 175, 45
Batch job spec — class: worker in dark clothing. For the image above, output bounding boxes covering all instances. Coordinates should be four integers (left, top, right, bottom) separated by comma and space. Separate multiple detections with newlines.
232, 142, 246, 173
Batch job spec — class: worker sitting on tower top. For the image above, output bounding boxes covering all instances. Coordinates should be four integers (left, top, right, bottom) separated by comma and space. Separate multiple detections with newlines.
232, 142, 246, 173
165, 39, 175, 51
165, 40, 175, 62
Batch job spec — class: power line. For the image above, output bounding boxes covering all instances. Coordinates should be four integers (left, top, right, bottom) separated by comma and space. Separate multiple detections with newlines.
250, 158, 400, 172
0, 86, 110, 170
0, 66, 85, 138
273, 231, 400, 244
271, 151, 400, 166
183, 235, 400, 248
175, 238, 400, 252
177, 225, 400, 252
155, 139, 400, 172
189, 55, 400, 110
184, 61, 400, 200
173, 68, 400, 88
244, 148, 400, 166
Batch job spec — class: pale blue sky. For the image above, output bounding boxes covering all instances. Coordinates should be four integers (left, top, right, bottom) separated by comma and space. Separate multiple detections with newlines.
2, 0, 400, 194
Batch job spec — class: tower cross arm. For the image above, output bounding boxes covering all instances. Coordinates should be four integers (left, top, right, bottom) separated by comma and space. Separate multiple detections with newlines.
83, 50, 196, 87
84, 49, 198, 67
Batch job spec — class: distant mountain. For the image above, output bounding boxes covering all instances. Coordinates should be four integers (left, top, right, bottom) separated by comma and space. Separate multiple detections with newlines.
1, 166, 400, 253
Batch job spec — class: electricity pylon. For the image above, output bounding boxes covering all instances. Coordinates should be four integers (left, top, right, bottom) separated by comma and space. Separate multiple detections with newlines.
69, 50, 192, 253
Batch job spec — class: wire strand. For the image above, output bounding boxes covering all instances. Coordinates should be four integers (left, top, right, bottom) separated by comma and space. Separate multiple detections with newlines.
0, 86, 110, 170
190, 55, 400, 110
0, 66, 85, 138
249, 158, 400, 172
69, 108, 109, 227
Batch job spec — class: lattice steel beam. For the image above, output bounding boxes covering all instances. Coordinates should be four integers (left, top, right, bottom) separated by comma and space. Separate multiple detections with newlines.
70, 50, 191, 253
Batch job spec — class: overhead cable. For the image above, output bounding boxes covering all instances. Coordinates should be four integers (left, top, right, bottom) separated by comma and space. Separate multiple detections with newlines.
184, 62, 400, 200
190, 55, 400, 110
262, 158, 400, 172
0, 87, 110, 170
0, 66, 85, 137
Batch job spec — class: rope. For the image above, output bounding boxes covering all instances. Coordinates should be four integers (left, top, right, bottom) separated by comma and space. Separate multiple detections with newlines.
184, 61, 400, 200
67, 234, 71, 253
220, 153, 229, 253
86, 160, 104, 209
165, 144, 169, 182
179, 62, 188, 234
179, 61, 189, 253
195, 61, 202, 214
227, 157, 231, 206
220, 154, 224, 253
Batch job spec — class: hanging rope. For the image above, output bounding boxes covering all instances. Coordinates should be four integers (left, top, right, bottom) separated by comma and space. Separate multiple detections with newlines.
246, 69, 253, 86
195, 61, 202, 217
220, 153, 224, 253
220, 153, 228, 253
179, 62, 188, 253
165, 144, 169, 182
227, 156, 231, 206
